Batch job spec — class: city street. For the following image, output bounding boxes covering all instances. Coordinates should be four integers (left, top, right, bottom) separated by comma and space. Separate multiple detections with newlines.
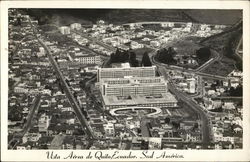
8, 95, 41, 149
38, 38, 95, 139
157, 64, 211, 144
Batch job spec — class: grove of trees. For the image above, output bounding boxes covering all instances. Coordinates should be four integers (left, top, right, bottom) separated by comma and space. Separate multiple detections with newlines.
155, 47, 177, 64
228, 85, 242, 96
195, 47, 211, 64
110, 48, 140, 67
141, 52, 152, 67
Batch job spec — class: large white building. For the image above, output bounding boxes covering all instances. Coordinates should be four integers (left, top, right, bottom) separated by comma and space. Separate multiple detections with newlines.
38, 113, 51, 132
100, 76, 168, 96
59, 26, 70, 35
102, 93, 178, 110
74, 55, 101, 65
70, 23, 81, 30
97, 66, 157, 82
187, 78, 196, 94
98, 66, 178, 110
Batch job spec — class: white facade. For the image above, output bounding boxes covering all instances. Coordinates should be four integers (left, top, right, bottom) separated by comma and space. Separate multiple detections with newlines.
187, 78, 196, 94
103, 123, 115, 137
59, 26, 70, 35
100, 76, 168, 96
97, 66, 157, 82
70, 23, 81, 30
14, 86, 29, 93
38, 113, 51, 132
75, 55, 101, 65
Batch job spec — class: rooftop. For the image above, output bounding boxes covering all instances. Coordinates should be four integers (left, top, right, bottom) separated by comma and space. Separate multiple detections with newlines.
49, 134, 66, 149
103, 93, 177, 106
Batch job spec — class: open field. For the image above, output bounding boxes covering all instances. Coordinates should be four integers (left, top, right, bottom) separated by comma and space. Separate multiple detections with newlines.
202, 56, 235, 76
200, 22, 242, 74
166, 38, 201, 56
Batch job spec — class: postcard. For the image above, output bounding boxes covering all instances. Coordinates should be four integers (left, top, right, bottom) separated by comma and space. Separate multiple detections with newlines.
1, 0, 249, 161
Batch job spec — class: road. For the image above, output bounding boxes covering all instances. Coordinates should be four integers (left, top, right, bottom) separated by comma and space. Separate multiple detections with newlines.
140, 118, 151, 137
28, 18, 95, 141
194, 49, 223, 72
151, 55, 227, 81
235, 35, 243, 60
157, 63, 211, 145
8, 95, 41, 149
38, 38, 95, 139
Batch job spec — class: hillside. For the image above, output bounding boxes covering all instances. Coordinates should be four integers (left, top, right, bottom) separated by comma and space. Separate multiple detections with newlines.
21, 9, 242, 26
200, 20, 243, 76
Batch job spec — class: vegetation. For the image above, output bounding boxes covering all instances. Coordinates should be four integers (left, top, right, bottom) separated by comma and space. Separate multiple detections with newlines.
155, 47, 177, 65
200, 21, 243, 75
109, 49, 140, 67
210, 107, 223, 112
195, 47, 211, 64
23, 9, 194, 26
228, 85, 242, 97
141, 52, 152, 66
45, 32, 72, 46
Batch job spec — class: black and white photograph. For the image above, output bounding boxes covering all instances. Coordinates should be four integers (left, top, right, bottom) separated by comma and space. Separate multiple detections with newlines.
1, 0, 250, 161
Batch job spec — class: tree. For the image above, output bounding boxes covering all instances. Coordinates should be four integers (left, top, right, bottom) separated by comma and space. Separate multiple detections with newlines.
164, 117, 170, 124
156, 47, 177, 64
79, 80, 86, 89
129, 52, 139, 67
110, 49, 130, 64
196, 47, 211, 63
141, 52, 152, 66
229, 85, 242, 96
171, 121, 180, 129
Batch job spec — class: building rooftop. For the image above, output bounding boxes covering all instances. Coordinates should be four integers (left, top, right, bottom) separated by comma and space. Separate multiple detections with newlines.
100, 76, 166, 85
103, 93, 177, 106
49, 134, 66, 149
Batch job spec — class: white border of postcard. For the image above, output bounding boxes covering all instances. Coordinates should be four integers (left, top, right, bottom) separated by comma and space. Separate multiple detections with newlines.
1, 0, 250, 161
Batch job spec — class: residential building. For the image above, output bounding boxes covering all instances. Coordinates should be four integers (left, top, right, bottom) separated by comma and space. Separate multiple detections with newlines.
74, 55, 101, 65
103, 122, 115, 137
187, 78, 196, 94
38, 113, 51, 132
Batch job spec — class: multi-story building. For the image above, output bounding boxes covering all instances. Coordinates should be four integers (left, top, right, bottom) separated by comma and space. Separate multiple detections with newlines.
100, 76, 168, 96
103, 122, 115, 137
59, 26, 70, 35
97, 66, 157, 82
187, 78, 196, 94
98, 66, 177, 110
102, 93, 178, 110
38, 113, 51, 132
70, 23, 81, 30
74, 55, 101, 65
14, 86, 29, 93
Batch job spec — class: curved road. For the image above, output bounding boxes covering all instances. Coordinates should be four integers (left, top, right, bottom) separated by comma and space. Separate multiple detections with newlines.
110, 107, 162, 117
157, 67, 211, 144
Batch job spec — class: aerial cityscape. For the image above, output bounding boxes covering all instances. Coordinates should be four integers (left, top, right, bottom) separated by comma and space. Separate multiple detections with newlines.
8, 9, 243, 150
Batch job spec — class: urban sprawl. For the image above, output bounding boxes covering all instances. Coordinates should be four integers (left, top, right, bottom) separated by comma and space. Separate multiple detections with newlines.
8, 9, 243, 150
